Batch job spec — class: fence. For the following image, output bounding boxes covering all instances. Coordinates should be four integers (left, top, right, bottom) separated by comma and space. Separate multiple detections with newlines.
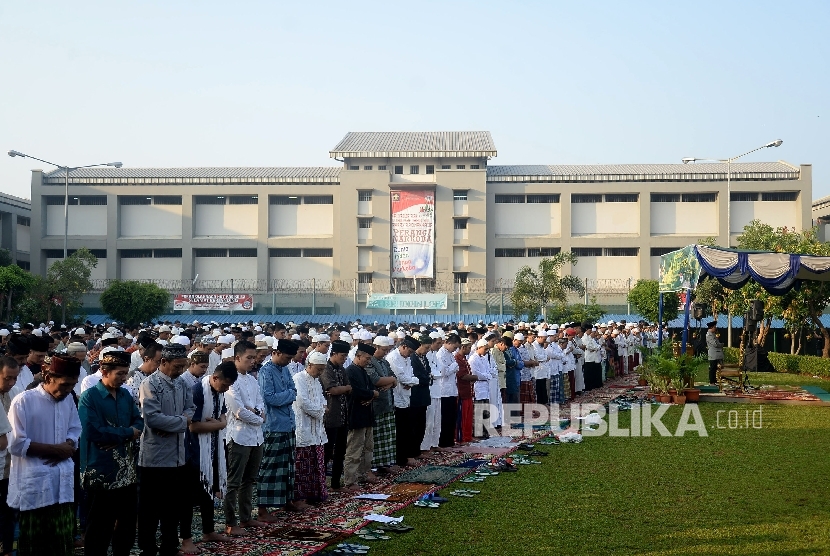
85, 277, 635, 315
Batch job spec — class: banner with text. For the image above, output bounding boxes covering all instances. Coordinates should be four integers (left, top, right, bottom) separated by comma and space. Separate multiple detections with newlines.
366, 293, 448, 310
173, 294, 254, 311
659, 245, 702, 293
391, 189, 435, 278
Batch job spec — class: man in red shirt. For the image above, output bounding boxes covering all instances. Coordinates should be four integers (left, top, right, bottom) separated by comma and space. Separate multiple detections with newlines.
454, 339, 475, 444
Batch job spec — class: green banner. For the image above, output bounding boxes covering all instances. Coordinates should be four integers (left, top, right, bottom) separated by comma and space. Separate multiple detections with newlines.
366, 293, 448, 310
659, 245, 702, 292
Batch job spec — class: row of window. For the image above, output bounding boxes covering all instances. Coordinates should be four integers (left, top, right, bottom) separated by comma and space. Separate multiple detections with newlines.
16, 215, 30, 227
43, 248, 335, 259
350, 165, 481, 173
494, 248, 563, 257
494, 194, 561, 204
43, 191, 801, 208
495, 192, 799, 204
43, 246, 689, 260
45, 195, 336, 206
650, 193, 717, 203
495, 247, 639, 257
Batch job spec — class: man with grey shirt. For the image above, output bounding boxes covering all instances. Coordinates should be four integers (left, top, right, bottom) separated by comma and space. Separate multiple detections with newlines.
137, 344, 195, 556
706, 321, 724, 385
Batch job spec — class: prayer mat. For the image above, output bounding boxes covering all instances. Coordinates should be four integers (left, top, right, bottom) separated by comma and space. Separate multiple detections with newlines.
393, 465, 468, 485
384, 482, 436, 501
266, 527, 342, 542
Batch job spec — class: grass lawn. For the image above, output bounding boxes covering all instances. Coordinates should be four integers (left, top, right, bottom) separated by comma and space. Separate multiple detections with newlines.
334, 372, 830, 555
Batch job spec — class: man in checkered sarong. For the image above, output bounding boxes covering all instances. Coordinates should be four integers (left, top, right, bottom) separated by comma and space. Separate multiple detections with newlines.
365, 336, 399, 473
257, 339, 308, 514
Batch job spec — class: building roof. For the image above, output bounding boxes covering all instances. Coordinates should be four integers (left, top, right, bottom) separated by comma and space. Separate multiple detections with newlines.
486, 161, 800, 182
0, 192, 32, 211
330, 131, 497, 159
42, 167, 341, 185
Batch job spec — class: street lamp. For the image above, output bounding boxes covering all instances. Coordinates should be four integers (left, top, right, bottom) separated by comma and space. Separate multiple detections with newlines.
682, 139, 783, 248
680, 140, 783, 348
7, 150, 123, 324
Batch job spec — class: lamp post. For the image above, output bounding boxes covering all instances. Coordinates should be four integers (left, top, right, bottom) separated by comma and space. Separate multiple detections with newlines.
681, 139, 783, 348
7, 150, 122, 324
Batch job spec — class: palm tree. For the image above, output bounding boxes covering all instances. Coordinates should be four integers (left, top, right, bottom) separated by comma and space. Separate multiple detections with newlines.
510, 252, 585, 320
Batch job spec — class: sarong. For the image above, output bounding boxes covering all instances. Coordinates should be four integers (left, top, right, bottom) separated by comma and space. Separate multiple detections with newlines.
19, 502, 74, 556
371, 411, 396, 467
258, 431, 295, 506
295, 445, 327, 503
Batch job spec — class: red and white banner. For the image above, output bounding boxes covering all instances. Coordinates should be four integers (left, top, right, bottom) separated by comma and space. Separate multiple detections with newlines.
173, 294, 254, 311
391, 189, 435, 278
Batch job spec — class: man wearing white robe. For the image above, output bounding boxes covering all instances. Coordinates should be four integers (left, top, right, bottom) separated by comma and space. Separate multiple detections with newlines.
8, 355, 81, 556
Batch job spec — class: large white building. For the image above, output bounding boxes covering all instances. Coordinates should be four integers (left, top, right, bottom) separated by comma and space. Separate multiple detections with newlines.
27, 131, 812, 314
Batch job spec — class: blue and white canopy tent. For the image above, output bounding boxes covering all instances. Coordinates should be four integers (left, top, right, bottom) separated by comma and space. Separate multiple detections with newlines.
658, 245, 830, 350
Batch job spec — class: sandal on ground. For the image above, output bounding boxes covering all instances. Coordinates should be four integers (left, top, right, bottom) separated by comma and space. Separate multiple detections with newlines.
374, 523, 413, 532
528, 450, 548, 456
413, 500, 441, 508
338, 542, 371, 551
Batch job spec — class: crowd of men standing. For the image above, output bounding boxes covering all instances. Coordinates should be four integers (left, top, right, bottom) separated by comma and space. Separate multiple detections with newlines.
0, 316, 662, 555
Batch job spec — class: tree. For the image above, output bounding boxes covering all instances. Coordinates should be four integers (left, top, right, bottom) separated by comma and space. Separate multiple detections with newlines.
0, 249, 13, 268
0, 265, 37, 319
510, 253, 585, 320
547, 298, 607, 326
100, 281, 170, 326
46, 248, 98, 323
627, 279, 680, 324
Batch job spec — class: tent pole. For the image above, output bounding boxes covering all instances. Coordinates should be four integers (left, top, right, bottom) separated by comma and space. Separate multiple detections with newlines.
658, 293, 664, 348
727, 310, 732, 348
681, 289, 692, 354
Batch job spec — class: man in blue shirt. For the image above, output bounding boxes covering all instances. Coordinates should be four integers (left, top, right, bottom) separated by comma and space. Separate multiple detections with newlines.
78, 351, 143, 556
257, 339, 305, 517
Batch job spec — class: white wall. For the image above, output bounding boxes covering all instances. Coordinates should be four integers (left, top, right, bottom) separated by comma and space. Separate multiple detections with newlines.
650, 256, 661, 280
492, 204, 561, 237
650, 202, 717, 236
194, 205, 257, 237
358, 200, 372, 215
194, 257, 257, 280
731, 201, 798, 234
47, 257, 107, 280
269, 257, 334, 281
46, 205, 107, 236
494, 257, 534, 282
121, 258, 182, 280
453, 200, 468, 216
570, 256, 639, 281
121, 205, 182, 237
453, 247, 468, 269
269, 205, 334, 237
358, 247, 372, 271
572, 203, 639, 235
16, 224, 30, 253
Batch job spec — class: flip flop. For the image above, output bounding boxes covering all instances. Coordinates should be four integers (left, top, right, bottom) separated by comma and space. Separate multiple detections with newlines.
357, 532, 390, 540
374, 523, 413, 532
461, 477, 485, 483
338, 543, 371, 551
330, 549, 368, 555
448, 491, 475, 497
413, 500, 441, 508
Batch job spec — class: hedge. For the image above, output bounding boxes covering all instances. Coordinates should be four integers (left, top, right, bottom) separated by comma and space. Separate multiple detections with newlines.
723, 347, 830, 379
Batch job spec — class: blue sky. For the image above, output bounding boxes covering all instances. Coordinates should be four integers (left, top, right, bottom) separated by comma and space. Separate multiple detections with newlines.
1, 1, 827, 200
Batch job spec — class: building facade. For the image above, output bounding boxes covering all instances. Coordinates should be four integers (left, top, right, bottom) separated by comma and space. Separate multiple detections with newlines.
0, 193, 32, 270
28, 131, 812, 314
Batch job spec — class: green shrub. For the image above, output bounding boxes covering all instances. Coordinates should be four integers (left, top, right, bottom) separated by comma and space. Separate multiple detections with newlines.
723, 347, 830, 378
